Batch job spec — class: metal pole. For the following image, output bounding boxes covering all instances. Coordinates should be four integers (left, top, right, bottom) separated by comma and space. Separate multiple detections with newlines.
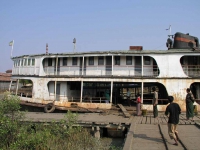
55, 81, 57, 101
16, 79, 19, 95
141, 82, 144, 104
110, 81, 113, 103
10, 40, 14, 58
9, 80, 13, 92
82, 56, 84, 75
80, 80, 83, 102
56, 57, 58, 75
74, 43, 76, 52
111, 55, 113, 75
142, 55, 143, 76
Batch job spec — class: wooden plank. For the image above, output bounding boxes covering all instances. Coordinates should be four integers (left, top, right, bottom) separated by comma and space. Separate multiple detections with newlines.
117, 104, 131, 118
137, 115, 143, 124
150, 115, 153, 124
159, 115, 166, 124
141, 116, 146, 124
179, 115, 186, 124
154, 117, 159, 124
163, 115, 169, 124
146, 115, 151, 124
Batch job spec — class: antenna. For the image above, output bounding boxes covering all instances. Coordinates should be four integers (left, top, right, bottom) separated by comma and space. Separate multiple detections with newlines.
46, 43, 48, 54
73, 38, 76, 53
166, 25, 173, 38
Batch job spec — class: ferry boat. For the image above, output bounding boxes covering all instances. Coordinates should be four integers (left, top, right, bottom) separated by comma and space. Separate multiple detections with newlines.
9, 32, 200, 113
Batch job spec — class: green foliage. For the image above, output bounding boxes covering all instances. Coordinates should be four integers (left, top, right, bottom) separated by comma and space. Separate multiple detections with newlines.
19, 79, 32, 86
0, 92, 24, 149
0, 93, 122, 150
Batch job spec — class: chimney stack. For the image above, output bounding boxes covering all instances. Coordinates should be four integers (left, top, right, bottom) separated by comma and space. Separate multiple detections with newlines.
129, 46, 143, 51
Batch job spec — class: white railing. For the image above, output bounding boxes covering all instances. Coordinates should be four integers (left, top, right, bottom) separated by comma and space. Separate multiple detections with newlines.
43, 65, 159, 77
182, 65, 200, 77
12, 67, 40, 76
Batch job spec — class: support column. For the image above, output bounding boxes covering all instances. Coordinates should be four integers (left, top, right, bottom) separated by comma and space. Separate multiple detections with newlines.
110, 81, 113, 103
94, 126, 100, 139
111, 55, 113, 75
9, 80, 13, 92
19, 60, 21, 74
32, 59, 35, 75
54, 81, 57, 101
56, 57, 58, 75
80, 80, 83, 102
82, 56, 84, 75
141, 55, 144, 76
16, 79, 19, 95
141, 82, 144, 104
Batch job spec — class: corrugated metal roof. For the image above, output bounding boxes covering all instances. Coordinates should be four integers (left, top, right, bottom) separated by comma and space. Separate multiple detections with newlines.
0, 73, 11, 81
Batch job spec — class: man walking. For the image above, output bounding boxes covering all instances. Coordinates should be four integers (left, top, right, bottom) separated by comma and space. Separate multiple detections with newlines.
165, 96, 181, 146
152, 87, 158, 118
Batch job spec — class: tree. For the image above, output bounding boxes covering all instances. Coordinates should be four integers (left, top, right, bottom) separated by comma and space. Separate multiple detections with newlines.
0, 92, 104, 150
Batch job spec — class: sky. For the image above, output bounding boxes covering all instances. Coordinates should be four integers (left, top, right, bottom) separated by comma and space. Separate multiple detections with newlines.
0, 0, 200, 72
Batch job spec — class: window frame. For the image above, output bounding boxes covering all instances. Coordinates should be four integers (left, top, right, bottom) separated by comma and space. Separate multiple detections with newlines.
72, 57, 77, 66
63, 57, 67, 66
32, 59, 35, 66
126, 56, 132, 65
98, 56, 104, 65
89, 57, 94, 65
115, 56, 120, 65
48, 58, 52, 66
144, 56, 151, 65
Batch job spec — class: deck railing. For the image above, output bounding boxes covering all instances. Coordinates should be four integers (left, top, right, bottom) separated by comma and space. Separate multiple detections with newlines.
182, 65, 200, 77
43, 65, 159, 77
12, 67, 40, 76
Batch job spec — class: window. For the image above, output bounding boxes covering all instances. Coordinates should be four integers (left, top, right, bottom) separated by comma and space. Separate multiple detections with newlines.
126, 56, 132, 65
98, 56, 104, 65
115, 56, 120, 65
72, 57, 77, 65
18, 60, 20, 66
28, 59, 31, 66
89, 57, 94, 65
32, 59, 35, 66
48, 58, 52, 66
144, 56, 150, 65
63, 57, 67, 66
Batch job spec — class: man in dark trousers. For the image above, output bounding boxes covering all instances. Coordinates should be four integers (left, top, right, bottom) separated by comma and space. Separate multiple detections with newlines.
152, 87, 158, 118
165, 96, 181, 146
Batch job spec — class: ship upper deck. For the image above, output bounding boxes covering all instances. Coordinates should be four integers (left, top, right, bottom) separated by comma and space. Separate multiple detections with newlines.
11, 48, 200, 78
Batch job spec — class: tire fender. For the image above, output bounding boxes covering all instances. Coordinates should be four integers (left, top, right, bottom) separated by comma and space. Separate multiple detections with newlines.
44, 103, 55, 113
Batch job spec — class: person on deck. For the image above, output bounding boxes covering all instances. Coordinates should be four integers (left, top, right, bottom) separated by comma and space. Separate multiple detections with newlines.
165, 96, 181, 146
186, 88, 195, 121
83, 92, 92, 103
127, 88, 131, 106
104, 89, 110, 103
135, 93, 141, 116
152, 87, 158, 118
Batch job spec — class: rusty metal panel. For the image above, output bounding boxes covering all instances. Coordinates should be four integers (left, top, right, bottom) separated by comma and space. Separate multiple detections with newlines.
129, 46, 143, 50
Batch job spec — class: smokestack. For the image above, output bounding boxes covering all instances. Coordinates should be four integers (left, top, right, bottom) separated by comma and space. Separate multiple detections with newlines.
129, 46, 143, 51
46, 43, 48, 54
